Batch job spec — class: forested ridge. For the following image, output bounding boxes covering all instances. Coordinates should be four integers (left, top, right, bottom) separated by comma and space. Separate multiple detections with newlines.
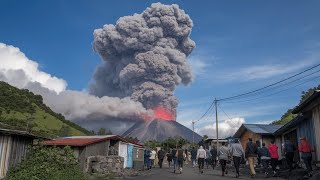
0, 81, 92, 137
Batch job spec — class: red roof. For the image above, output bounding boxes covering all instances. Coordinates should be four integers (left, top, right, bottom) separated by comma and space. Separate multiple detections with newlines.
42, 135, 144, 147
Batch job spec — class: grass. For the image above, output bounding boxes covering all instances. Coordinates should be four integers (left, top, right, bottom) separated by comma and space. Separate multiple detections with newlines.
0, 103, 86, 137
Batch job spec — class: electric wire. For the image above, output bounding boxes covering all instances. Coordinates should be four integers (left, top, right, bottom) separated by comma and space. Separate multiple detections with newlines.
218, 63, 320, 102
222, 74, 320, 104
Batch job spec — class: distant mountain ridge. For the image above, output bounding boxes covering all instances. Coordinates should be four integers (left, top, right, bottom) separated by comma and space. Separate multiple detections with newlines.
122, 119, 203, 143
0, 81, 92, 138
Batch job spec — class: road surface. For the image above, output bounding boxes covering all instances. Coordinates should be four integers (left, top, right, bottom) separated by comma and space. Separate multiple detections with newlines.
127, 163, 285, 180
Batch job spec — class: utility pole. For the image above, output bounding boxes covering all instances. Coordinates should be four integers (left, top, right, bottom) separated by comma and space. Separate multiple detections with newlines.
215, 98, 219, 155
192, 121, 195, 147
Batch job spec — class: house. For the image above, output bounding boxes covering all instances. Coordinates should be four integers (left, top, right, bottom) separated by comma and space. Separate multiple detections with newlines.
203, 137, 228, 150
274, 90, 320, 163
0, 128, 41, 179
233, 124, 283, 153
42, 135, 144, 170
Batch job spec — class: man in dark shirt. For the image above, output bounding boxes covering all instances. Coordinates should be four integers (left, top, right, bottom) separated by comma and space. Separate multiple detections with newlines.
171, 146, 178, 173
157, 148, 165, 168
191, 147, 197, 167
284, 137, 296, 171
245, 138, 258, 178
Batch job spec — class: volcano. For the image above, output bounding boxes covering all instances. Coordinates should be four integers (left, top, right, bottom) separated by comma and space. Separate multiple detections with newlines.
122, 119, 203, 143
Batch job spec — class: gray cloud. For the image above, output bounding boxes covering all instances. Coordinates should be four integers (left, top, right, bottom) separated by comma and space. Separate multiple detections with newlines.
90, 3, 195, 117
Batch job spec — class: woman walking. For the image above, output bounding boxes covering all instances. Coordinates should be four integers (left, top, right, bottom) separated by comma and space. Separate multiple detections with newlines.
218, 142, 230, 176
230, 139, 244, 178
268, 140, 279, 176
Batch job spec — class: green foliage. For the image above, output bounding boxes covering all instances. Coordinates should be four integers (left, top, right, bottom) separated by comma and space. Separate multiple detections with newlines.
272, 84, 319, 125
6, 145, 87, 180
145, 137, 189, 151
0, 81, 93, 137
300, 84, 320, 103
203, 135, 208, 140
124, 136, 139, 143
271, 109, 297, 125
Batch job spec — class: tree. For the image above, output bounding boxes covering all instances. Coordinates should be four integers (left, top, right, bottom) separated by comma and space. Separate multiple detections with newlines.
97, 128, 106, 135
106, 129, 113, 135
203, 135, 208, 140
59, 125, 71, 136
125, 137, 139, 143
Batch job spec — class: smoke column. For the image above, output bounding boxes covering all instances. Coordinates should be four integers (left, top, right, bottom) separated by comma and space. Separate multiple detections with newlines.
90, 3, 195, 119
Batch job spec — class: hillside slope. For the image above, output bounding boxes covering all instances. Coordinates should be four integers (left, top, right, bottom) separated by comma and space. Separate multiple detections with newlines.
0, 81, 92, 138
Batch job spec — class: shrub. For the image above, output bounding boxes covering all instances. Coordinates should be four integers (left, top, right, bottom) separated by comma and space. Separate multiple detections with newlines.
6, 145, 87, 180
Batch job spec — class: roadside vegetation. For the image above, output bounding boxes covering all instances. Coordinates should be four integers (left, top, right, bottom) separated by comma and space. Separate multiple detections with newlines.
6, 145, 87, 180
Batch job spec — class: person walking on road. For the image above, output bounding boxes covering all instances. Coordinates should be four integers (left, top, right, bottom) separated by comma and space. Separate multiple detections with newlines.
284, 137, 296, 171
268, 140, 279, 176
298, 137, 313, 177
245, 138, 258, 178
166, 150, 173, 168
230, 139, 244, 178
197, 145, 206, 174
191, 147, 197, 167
259, 143, 271, 177
144, 148, 151, 170
157, 148, 165, 168
210, 145, 217, 169
176, 146, 186, 174
205, 148, 211, 169
218, 142, 230, 176
256, 141, 261, 167
171, 147, 178, 173
149, 149, 156, 169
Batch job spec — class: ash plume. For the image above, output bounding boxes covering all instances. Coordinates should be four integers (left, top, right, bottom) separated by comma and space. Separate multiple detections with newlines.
90, 3, 195, 118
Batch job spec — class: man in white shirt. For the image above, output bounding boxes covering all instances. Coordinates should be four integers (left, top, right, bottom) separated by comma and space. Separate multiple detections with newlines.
197, 146, 206, 173
149, 149, 156, 169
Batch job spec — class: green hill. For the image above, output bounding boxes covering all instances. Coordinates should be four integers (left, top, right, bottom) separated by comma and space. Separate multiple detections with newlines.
0, 81, 92, 138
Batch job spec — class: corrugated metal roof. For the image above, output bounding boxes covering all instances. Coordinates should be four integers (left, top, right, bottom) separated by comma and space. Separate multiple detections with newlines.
42, 135, 144, 147
42, 135, 121, 146
244, 124, 283, 134
233, 124, 283, 138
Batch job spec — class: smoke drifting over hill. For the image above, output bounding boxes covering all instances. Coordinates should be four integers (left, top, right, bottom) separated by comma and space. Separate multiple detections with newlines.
91, 3, 195, 117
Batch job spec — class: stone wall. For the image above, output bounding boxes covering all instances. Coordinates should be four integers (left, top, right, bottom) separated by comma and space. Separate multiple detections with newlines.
85, 155, 124, 176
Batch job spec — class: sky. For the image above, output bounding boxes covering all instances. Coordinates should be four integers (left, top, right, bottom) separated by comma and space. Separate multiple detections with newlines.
1, 0, 320, 137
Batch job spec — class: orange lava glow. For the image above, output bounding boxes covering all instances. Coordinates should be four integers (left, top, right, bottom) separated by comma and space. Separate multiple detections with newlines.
153, 106, 175, 121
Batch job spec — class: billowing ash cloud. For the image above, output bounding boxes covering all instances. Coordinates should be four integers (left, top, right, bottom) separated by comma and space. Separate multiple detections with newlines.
90, 3, 195, 117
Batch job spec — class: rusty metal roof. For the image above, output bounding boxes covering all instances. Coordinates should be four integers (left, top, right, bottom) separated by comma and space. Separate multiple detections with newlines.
42, 135, 144, 147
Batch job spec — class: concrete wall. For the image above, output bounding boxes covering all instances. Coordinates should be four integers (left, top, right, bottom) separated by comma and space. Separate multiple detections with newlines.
79, 140, 110, 170
85, 155, 124, 176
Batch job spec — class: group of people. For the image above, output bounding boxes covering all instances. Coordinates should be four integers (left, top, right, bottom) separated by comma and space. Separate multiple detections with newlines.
143, 136, 314, 178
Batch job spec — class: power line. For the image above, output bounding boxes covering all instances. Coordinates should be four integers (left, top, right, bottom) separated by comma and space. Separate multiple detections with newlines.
227, 68, 320, 100
194, 99, 215, 123
218, 63, 320, 102
218, 104, 233, 121
222, 74, 320, 104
